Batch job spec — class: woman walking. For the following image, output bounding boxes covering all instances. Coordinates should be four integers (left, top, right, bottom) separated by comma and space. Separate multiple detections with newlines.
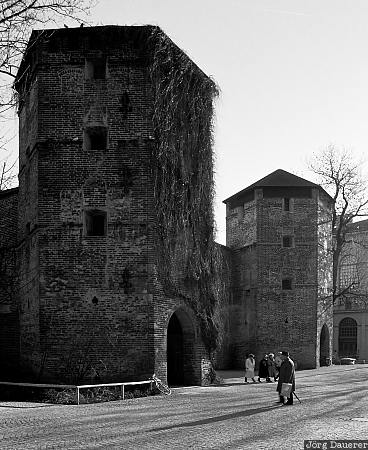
244, 353, 256, 383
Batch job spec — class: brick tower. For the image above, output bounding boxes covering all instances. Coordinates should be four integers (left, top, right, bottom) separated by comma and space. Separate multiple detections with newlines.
13, 26, 220, 384
224, 169, 333, 369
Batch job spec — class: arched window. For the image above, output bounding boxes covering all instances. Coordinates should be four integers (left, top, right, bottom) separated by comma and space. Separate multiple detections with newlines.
338, 317, 357, 358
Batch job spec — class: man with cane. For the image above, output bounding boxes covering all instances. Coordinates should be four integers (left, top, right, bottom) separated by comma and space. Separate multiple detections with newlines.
276, 351, 297, 406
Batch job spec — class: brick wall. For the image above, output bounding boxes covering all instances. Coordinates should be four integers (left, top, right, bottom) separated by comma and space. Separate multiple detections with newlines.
227, 185, 333, 370
14, 26, 215, 384
226, 200, 257, 248
256, 193, 319, 368
0, 188, 20, 375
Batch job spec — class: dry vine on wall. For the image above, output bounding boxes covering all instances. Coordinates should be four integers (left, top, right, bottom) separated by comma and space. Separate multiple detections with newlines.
149, 28, 227, 356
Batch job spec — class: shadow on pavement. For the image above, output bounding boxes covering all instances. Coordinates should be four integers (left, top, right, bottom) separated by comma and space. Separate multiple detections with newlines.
0, 402, 53, 409
149, 404, 284, 432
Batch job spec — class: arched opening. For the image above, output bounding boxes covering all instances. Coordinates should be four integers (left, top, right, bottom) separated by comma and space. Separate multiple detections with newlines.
319, 324, 330, 366
167, 308, 195, 386
339, 317, 357, 358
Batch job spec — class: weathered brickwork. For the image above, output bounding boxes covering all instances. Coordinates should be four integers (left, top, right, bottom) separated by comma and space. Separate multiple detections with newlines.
5, 26, 217, 384
316, 190, 334, 366
224, 171, 334, 369
0, 188, 19, 374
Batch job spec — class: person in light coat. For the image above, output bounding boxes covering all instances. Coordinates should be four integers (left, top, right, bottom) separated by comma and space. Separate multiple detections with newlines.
244, 353, 256, 383
276, 351, 296, 405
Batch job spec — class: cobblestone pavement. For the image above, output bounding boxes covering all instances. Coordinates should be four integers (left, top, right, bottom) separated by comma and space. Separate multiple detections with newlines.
0, 365, 367, 449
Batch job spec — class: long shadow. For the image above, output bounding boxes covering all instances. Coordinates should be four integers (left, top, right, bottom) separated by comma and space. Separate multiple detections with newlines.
0, 403, 53, 409
201, 382, 257, 388
149, 404, 283, 432
288, 384, 367, 403
178, 381, 278, 389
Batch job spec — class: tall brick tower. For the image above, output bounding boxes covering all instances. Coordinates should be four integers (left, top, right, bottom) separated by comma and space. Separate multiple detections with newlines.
224, 169, 333, 369
13, 26, 220, 384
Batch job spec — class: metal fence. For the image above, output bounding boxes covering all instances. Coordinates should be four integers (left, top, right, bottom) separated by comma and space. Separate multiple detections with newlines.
0, 380, 153, 405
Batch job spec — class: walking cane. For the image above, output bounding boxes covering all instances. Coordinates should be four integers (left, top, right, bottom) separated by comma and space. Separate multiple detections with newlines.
293, 391, 302, 403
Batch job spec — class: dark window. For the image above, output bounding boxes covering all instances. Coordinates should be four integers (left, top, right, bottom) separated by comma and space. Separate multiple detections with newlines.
85, 210, 107, 236
338, 317, 357, 357
120, 91, 132, 116
282, 236, 293, 248
283, 198, 290, 211
85, 58, 107, 80
282, 278, 292, 290
339, 317, 357, 337
84, 127, 108, 151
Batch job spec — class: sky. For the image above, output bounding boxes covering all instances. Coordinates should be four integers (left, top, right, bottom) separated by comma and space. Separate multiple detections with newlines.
93, 0, 368, 244
5, 0, 368, 244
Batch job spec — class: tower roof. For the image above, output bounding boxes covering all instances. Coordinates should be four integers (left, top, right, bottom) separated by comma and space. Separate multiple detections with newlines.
223, 169, 332, 204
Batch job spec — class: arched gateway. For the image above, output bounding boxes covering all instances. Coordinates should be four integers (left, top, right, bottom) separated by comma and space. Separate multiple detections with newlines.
167, 308, 196, 386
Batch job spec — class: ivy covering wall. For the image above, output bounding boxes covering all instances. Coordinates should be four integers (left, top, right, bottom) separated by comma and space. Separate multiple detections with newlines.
149, 27, 228, 356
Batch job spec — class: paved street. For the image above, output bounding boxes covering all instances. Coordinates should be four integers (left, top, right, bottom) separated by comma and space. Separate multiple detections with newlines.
0, 364, 367, 449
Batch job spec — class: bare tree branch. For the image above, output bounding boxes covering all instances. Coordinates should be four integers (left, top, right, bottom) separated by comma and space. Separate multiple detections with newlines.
309, 144, 368, 306
0, 0, 97, 190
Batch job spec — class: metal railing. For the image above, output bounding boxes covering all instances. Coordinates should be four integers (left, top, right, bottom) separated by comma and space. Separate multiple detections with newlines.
0, 379, 153, 405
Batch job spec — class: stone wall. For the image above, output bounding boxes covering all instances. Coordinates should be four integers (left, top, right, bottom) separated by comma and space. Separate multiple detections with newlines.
0, 188, 20, 375
316, 189, 333, 366
256, 192, 319, 368
14, 26, 215, 384
226, 185, 333, 370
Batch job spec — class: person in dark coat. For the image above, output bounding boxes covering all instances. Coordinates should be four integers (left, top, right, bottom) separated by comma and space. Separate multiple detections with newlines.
267, 353, 277, 382
258, 354, 270, 382
276, 351, 296, 405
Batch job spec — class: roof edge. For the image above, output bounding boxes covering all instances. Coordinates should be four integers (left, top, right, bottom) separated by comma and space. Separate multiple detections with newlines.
223, 169, 333, 204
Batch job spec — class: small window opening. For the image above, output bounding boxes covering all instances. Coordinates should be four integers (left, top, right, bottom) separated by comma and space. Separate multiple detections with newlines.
84, 127, 108, 151
120, 91, 132, 116
283, 198, 290, 211
282, 236, 293, 248
282, 278, 292, 290
85, 58, 107, 80
85, 210, 107, 236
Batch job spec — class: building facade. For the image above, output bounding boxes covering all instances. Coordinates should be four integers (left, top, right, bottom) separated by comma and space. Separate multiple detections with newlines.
334, 219, 368, 362
224, 170, 334, 369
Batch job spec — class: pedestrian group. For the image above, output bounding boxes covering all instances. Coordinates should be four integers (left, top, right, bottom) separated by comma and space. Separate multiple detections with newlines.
245, 351, 296, 405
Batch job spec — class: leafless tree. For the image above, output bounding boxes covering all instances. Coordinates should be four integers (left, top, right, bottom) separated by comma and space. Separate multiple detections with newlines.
0, 0, 97, 190
309, 144, 368, 305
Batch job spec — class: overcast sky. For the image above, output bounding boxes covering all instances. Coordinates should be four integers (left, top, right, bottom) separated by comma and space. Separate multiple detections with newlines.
6, 0, 368, 244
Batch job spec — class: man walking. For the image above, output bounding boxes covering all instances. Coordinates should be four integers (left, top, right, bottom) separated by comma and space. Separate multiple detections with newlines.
276, 351, 295, 406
